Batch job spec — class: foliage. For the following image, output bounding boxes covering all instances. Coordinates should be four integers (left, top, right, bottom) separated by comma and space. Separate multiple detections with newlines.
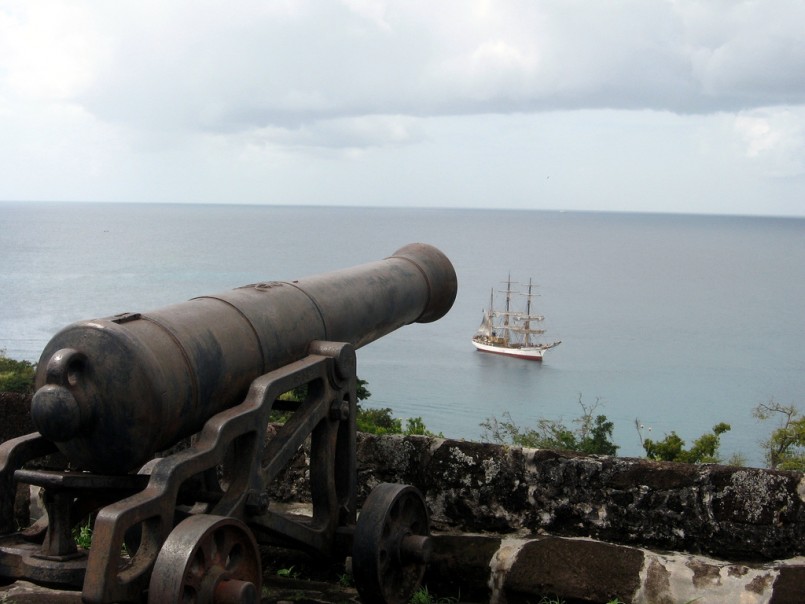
275, 376, 438, 436
349, 377, 440, 436
402, 416, 441, 437
0, 351, 36, 394
337, 572, 353, 587
480, 396, 619, 455
278, 378, 371, 404
725, 451, 748, 467
639, 422, 731, 464
356, 407, 441, 437
356, 406, 402, 434
408, 586, 458, 604
275, 565, 299, 579
355, 378, 371, 402
753, 400, 805, 471
73, 518, 93, 550
274, 377, 371, 423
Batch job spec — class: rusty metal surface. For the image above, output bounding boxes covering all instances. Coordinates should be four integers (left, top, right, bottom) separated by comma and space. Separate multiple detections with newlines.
30, 243, 456, 474
0, 345, 362, 603
0, 244, 457, 603
0, 434, 58, 534
80, 346, 357, 603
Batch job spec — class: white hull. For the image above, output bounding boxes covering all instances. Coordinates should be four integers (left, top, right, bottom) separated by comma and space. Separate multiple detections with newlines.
471, 338, 557, 361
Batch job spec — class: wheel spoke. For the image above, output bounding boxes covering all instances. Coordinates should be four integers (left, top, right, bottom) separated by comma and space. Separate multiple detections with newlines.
353, 483, 431, 604
149, 515, 261, 604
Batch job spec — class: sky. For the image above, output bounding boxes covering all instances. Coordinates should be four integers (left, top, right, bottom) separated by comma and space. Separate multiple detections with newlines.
1, 1, 805, 216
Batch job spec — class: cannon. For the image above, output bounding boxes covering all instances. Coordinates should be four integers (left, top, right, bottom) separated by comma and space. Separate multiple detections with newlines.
0, 243, 457, 603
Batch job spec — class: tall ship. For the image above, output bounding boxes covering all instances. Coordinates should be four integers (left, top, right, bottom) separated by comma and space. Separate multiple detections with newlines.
472, 275, 561, 361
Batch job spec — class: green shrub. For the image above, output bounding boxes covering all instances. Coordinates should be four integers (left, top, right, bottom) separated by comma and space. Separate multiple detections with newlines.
408, 586, 458, 604
481, 396, 618, 456
640, 422, 731, 464
754, 400, 805, 471
0, 351, 36, 394
402, 416, 443, 437
274, 376, 436, 436
356, 406, 402, 435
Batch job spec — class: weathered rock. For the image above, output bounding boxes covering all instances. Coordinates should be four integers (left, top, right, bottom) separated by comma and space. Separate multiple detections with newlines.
0, 393, 34, 443
424, 534, 805, 604
503, 537, 644, 603
2, 393, 804, 602
426, 534, 502, 600
0, 580, 82, 603
6, 394, 803, 560
349, 435, 805, 561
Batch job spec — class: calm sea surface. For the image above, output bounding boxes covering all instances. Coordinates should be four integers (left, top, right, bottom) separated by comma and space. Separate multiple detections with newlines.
2, 202, 804, 467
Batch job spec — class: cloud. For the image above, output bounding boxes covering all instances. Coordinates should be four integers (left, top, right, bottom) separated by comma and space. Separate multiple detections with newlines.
5, 1, 805, 133
249, 114, 424, 152
0, 3, 108, 101
734, 108, 805, 177
1, 0, 804, 215
684, 1, 805, 105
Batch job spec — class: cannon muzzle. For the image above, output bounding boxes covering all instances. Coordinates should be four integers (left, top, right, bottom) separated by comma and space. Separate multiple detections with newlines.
31, 243, 457, 473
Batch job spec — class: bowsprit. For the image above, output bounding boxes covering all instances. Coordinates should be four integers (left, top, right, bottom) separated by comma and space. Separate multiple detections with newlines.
0, 243, 457, 604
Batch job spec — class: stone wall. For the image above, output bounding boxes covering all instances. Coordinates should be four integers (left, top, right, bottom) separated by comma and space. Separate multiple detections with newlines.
269, 432, 805, 602
2, 394, 804, 602
5, 394, 801, 562
347, 434, 805, 602
349, 434, 804, 561
425, 534, 805, 604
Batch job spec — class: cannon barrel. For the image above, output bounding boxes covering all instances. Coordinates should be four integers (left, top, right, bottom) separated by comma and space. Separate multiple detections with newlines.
30, 243, 457, 474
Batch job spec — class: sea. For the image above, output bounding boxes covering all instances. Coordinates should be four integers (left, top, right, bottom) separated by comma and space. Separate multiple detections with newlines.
2, 201, 804, 468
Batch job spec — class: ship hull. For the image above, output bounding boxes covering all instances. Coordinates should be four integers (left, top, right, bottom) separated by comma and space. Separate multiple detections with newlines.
471, 339, 547, 361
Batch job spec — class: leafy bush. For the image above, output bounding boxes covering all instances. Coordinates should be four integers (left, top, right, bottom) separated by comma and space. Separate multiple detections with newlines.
356, 406, 402, 435
276, 377, 437, 436
408, 586, 458, 604
355, 407, 439, 436
480, 396, 619, 455
754, 400, 805, 471
0, 351, 36, 394
402, 416, 442, 437
640, 422, 731, 464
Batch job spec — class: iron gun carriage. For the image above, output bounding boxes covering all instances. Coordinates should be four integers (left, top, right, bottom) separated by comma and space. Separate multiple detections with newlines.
0, 243, 457, 603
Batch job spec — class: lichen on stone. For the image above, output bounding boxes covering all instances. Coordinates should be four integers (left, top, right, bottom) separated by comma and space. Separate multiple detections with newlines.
448, 446, 477, 467
481, 457, 501, 484
722, 470, 791, 523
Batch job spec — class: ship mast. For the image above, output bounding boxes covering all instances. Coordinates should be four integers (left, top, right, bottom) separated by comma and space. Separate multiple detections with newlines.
524, 279, 533, 347
503, 274, 513, 345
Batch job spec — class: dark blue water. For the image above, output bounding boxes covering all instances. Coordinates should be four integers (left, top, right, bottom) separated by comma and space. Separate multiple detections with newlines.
2, 202, 804, 467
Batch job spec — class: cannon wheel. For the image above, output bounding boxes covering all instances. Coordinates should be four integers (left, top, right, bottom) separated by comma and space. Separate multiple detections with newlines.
353, 483, 432, 604
148, 514, 261, 604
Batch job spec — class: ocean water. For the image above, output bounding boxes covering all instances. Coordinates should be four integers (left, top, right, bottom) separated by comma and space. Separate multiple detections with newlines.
2, 202, 804, 467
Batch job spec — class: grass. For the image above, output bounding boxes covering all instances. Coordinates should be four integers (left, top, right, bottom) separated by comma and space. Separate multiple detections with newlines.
73, 518, 93, 550
276, 565, 299, 579
408, 586, 459, 604
337, 573, 353, 588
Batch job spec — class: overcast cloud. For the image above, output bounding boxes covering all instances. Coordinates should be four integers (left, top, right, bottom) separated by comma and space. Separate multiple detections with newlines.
1, 1, 804, 215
